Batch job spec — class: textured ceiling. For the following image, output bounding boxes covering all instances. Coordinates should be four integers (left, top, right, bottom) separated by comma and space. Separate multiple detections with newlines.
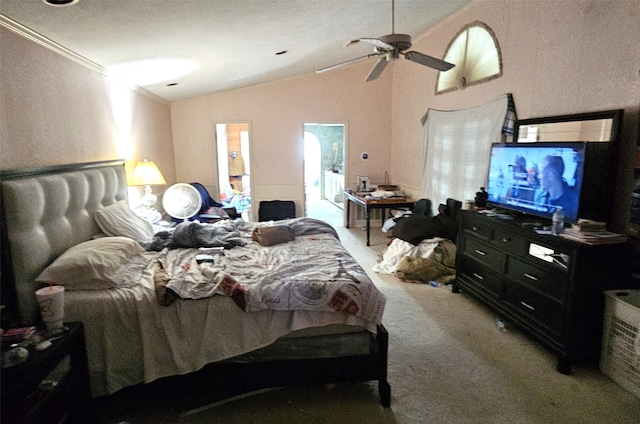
0, 0, 471, 102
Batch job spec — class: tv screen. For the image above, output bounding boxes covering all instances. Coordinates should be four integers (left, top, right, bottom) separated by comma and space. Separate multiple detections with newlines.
486, 142, 587, 223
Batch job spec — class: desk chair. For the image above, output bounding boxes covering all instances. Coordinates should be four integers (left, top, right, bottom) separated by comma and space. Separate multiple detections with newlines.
258, 200, 295, 221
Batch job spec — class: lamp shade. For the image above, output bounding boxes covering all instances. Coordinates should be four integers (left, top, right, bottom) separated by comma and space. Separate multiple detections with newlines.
130, 160, 166, 186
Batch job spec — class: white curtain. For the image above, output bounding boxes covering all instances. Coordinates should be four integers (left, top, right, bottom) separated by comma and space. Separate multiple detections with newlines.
420, 94, 513, 206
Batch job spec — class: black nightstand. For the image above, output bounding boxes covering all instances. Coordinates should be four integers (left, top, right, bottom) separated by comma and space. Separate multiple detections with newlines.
1, 322, 94, 424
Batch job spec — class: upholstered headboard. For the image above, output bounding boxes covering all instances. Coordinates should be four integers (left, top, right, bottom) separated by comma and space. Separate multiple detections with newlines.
1, 160, 128, 323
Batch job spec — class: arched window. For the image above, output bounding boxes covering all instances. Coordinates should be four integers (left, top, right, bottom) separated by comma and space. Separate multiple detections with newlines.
436, 21, 502, 95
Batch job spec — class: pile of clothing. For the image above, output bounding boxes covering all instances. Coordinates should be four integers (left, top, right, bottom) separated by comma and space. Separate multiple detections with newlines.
374, 203, 458, 285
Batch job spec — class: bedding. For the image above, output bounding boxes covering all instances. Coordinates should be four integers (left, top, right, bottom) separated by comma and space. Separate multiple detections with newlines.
62, 217, 385, 396
0, 160, 390, 405
144, 218, 384, 322
64, 272, 379, 396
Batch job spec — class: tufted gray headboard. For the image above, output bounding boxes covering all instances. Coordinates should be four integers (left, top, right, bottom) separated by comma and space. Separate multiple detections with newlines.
1, 160, 128, 323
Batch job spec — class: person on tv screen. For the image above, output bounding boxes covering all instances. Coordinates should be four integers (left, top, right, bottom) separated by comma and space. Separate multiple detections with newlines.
505, 155, 536, 204
534, 155, 578, 218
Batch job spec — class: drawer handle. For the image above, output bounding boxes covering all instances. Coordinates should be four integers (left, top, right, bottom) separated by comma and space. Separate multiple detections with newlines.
474, 249, 487, 256
502, 237, 510, 243
472, 226, 480, 231
524, 273, 539, 281
520, 301, 536, 311
472, 272, 484, 280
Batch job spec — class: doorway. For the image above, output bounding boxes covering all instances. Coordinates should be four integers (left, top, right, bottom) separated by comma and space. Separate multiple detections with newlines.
215, 123, 252, 219
303, 123, 346, 225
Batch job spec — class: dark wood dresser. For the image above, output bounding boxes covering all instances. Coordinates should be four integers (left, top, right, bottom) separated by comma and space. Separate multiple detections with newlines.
453, 210, 633, 374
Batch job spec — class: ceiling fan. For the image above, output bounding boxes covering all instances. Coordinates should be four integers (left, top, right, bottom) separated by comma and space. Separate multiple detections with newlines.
316, 0, 455, 81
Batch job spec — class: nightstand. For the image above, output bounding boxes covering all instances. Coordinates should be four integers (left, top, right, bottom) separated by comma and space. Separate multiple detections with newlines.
1, 322, 94, 424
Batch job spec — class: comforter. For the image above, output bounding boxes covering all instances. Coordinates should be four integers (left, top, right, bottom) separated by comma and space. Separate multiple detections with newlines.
147, 218, 385, 324
65, 217, 386, 396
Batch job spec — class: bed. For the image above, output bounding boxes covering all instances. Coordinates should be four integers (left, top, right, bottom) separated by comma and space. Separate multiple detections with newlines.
0, 159, 390, 406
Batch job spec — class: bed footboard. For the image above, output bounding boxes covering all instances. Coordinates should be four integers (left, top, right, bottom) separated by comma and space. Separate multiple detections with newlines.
98, 324, 391, 408
216, 323, 391, 407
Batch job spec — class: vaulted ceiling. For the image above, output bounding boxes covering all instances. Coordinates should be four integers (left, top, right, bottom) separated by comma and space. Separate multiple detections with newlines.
1, 0, 471, 102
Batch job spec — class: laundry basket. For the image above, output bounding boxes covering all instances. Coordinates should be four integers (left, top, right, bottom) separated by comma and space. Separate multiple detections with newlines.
600, 290, 640, 398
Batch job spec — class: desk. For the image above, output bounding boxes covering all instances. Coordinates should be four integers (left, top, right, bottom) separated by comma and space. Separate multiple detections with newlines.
344, 192, 414, 246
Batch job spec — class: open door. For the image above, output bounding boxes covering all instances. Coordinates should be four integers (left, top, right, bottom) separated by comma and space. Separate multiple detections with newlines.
303, 123, 346, 219
215, 123, 252, 220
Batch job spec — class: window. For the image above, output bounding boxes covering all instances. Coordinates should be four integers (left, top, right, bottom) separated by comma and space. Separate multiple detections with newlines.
436, 21, 502, 94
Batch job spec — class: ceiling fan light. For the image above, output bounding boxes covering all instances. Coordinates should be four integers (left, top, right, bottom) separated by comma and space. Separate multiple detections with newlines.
379, 33, 412, 51
43, 0, 80, 6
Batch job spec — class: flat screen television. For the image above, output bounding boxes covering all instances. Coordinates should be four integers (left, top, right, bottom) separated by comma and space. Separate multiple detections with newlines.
486, 142, 587, 223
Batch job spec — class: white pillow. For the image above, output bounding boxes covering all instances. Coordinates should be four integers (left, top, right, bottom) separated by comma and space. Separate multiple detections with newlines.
36, 237, 145, 290
95, 201, 154, 243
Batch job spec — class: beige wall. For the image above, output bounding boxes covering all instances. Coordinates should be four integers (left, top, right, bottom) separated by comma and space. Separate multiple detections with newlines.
391, 0, 640, 230
0, 27, 176, 188
171, 63, 393, 220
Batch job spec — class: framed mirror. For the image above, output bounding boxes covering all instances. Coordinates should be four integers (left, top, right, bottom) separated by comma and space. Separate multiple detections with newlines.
514, 109, 623, 144
513, 109, 624, 225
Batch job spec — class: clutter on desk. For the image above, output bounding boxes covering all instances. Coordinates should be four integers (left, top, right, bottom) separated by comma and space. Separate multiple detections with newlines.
365, 188, 406, 199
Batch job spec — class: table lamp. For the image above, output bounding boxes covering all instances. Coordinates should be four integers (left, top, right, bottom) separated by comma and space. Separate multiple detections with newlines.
130, 159, 166, 208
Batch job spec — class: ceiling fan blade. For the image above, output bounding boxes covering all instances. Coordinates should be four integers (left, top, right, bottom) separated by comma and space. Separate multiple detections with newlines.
316, 53, 380, 74
366, 57, 389, 82
403, 51, 455, 71
357, 37, 394, 50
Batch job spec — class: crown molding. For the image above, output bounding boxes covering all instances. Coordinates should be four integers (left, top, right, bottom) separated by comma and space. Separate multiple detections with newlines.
0, 14, 169, 105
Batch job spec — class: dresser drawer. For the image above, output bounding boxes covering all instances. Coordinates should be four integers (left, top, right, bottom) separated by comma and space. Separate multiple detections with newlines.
504, 282, 564, 335
464, 237, 506, 272
463, 215, 492, 240
492, 228, 528, 256
459, 255, 504, 298
507, 257, 567, 301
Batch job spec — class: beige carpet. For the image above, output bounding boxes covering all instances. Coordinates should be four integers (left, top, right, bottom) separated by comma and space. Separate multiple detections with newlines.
98, 200, 640, 424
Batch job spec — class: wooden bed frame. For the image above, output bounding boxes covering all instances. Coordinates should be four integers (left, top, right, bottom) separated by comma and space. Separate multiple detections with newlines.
0, 160, 390, 407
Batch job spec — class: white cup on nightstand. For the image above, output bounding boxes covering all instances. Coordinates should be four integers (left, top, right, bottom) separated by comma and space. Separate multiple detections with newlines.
35, 285, 65, 331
